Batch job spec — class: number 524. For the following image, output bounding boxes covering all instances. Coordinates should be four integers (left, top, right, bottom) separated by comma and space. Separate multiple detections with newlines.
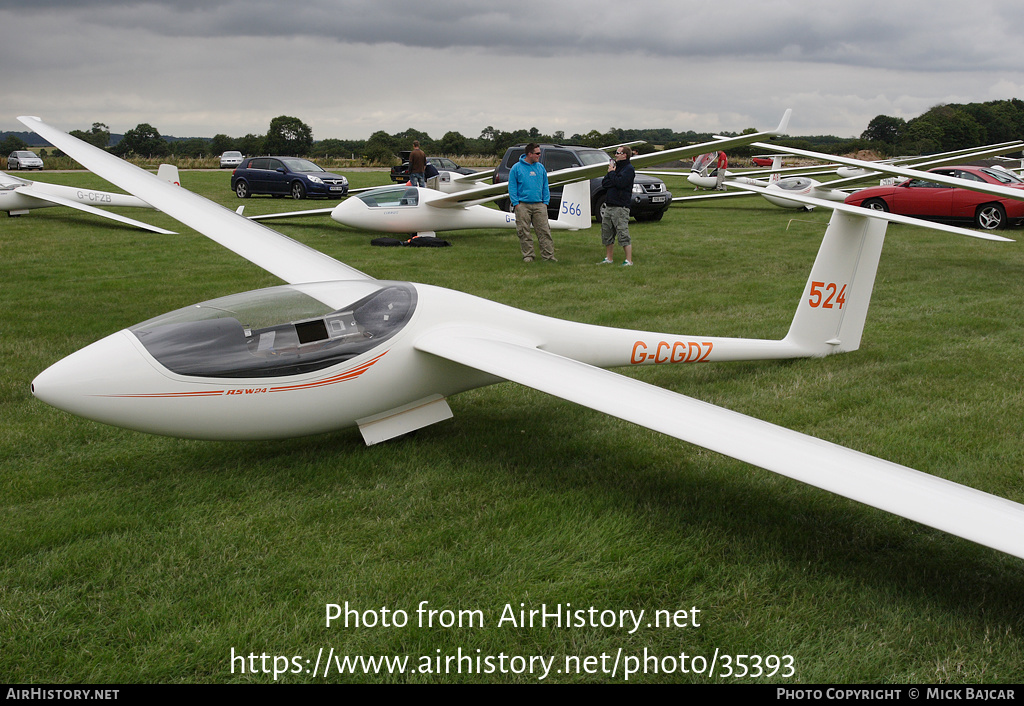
808, 281, 846, 309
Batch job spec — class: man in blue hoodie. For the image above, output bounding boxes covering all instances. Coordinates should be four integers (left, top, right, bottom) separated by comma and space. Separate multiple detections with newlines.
508, 143, 555, 262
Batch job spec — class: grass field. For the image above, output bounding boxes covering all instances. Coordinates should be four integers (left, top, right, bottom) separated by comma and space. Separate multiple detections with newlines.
3, 169, 1024, 683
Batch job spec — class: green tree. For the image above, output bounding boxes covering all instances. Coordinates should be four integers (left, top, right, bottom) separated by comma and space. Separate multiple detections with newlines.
209, 134, 236, 155
69, 123, 111, 149
860, 115, 905, 146
237, 134, 265, 157
364, 130, 397, 165
170, 137, 210, 158
897, 117, 943, 155
393, 128, 432, 153
315, 138, 364, 158
264, 116, 313, 156
113, 123, 169, 158
437, 131, 466, 154
0, 135, 28, 154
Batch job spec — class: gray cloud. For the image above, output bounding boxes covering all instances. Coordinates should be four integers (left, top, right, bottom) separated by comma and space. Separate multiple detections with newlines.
3, 1, 1023, 139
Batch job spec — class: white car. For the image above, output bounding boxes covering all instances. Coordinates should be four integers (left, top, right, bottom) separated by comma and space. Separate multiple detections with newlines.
219, 151, 244, 169
7, 151, 43, 170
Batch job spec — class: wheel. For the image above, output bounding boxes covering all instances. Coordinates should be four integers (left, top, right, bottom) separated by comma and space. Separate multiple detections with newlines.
234, 180, 250, 199
291, 181, 306, 199
975, 203, 1006, 230
862, 198, 889, 212
593, 194, 606, 224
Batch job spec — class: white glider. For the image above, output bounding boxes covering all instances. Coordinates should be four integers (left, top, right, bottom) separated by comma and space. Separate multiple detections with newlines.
662, 141, 1024, 211
0, 166, 180, 234
248, 178, 594, 235
245, 124, 794, 236
20, 113, 1024, 562
750, 140, 1024, 205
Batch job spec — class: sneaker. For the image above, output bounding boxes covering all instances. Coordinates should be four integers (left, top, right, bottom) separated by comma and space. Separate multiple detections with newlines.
544, 256, 558, 262
598, 258, 613, 265
523, 256, 534, 263
621, 260, 633, 267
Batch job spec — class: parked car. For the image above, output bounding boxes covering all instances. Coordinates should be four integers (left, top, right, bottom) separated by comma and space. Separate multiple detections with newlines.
844, 165, 1024, 230
493, 144, 671, 222
231, 157, 348, 199
219, 151, 244, 169
390, 152, 477, 182
7, 151, 43, 170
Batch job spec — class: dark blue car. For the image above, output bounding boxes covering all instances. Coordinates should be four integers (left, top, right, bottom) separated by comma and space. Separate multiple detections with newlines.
231, 156, 349, 199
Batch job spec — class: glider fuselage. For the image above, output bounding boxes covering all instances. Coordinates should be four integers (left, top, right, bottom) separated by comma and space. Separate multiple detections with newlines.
687, 172, 846, 209
327, 183, 590, 234
30, 278, 805, 442
0, 173, 150, 213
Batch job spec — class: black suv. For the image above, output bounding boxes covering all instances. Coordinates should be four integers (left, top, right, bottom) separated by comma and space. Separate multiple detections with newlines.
493, 144, 671, 222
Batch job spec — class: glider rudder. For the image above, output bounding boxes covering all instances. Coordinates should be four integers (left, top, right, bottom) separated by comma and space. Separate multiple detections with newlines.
783, 211, 886, 356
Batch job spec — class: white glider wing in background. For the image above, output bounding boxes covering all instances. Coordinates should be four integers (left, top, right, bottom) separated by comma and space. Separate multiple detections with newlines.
247, 115, 795, 235
18, 117, 369, 287
19, 113, 1024, 561
668, 140, 1024, 210
751, 140, 1024, 201
0, 169, 178, 234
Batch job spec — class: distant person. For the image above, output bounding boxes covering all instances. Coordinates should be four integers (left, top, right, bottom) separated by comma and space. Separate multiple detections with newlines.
508, 143, 555, 262
409, 140, 427, 188
598, 146, 635, 266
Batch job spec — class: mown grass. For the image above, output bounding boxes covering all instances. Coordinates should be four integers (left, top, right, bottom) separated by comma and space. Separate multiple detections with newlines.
2, 170, 1024, 683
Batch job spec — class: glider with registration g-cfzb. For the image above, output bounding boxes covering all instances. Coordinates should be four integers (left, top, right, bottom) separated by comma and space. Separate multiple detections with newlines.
19, 113, 1024, 562
0, 166, 180, 233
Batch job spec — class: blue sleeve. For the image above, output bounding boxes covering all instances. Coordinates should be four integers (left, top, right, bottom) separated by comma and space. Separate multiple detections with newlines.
541, 165, 549, 205
508, 164, 520, 207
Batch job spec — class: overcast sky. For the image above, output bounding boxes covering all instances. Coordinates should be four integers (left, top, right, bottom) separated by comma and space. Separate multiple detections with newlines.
3, 0, 1023, 142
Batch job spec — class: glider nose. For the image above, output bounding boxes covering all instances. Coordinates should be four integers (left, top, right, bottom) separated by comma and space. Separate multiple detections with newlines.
330, 196, 367, 228
31, 330, 165, 423
687, 174, 718, 189
836, 167, 868, 178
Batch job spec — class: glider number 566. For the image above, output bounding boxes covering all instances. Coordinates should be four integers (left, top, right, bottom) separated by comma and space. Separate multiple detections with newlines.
808, 281, 847, 309
561, 200, 584, 217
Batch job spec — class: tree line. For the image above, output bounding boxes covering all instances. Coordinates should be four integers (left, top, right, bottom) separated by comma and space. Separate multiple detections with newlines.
856, 99, 1024, 156
4, 100, 1023, 162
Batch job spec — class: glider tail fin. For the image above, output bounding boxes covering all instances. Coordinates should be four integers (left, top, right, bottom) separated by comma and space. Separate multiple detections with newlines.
768, 155, 784, 184
553, 180, 592, 230
782, 211, 887, 356
157, 164, 180, 186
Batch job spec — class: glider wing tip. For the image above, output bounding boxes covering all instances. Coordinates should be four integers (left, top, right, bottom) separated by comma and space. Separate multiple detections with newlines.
775, 109, 793, 135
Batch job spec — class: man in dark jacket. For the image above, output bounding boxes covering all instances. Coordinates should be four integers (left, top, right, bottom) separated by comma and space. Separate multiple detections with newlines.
598, 146, 635, 266
409, 141, 427, 188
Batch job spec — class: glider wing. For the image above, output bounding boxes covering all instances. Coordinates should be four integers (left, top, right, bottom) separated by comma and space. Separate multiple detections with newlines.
18, 116, 372, 285
415, 330, 1024, 560
13, 185, 176, 234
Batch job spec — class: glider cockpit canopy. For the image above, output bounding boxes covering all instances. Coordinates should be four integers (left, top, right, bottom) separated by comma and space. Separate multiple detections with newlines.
130, 281, 417, 378
356, 186, 421, 208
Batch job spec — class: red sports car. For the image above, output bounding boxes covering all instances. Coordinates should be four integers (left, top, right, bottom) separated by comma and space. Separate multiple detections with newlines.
844, 165, 1024, 230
